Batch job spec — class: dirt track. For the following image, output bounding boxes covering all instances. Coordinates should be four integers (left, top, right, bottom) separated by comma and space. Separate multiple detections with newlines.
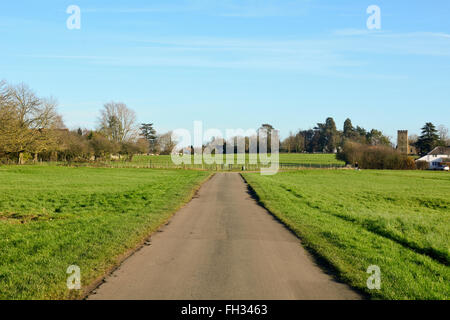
89, 173, 361, 300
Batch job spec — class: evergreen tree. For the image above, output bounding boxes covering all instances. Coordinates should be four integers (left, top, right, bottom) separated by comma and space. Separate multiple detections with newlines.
343, 118, 354, 139
416, 122, 440, 156
324, 117, 339, 153
315, 117, 339, 153
140, 123, 157, 153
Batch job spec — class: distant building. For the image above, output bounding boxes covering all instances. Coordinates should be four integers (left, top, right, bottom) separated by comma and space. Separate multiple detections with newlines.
408, 145, 417, 155
397, 130, 416, 155
416, 146, 450, 170
397, 130, 409, 155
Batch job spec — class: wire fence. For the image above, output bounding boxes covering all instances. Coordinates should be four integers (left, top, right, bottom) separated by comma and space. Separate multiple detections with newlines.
36, 161, 346, 171
1, 159, 346, 171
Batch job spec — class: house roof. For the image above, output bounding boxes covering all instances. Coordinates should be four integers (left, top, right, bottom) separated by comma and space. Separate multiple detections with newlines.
428, 146, 450, 156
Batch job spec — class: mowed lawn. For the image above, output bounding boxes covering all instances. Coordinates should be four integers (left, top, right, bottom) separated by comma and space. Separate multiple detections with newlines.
242, 170, 450, 300
0, 166, 210, 299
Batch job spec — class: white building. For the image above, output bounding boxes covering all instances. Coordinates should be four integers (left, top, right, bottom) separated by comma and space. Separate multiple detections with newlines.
417, 146, 450, 170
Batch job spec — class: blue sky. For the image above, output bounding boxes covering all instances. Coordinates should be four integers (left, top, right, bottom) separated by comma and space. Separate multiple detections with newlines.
1, 0, 449, 141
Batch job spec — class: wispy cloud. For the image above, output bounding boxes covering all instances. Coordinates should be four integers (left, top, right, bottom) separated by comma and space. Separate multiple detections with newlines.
22, 30, 450, 80
332, 29, 373, 36
22, 36, 362, 74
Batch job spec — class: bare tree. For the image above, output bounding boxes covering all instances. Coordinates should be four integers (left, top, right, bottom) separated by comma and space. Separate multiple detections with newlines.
437, 125, 449, 145
0, 103, 18, 158
9, 83, 42, 128
28, 98, 66, 162
281, 131, 297, 153
0, 82, 63, 164
99, 102, 137, 143
0, 80, 10, 106
157, 131, 177, 155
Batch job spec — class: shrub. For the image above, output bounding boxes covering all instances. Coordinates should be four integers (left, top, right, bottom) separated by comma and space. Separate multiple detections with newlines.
338, 141, 417, 170
416, 161, 429, 170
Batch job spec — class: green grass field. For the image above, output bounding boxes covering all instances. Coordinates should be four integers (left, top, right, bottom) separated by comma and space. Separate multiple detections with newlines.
242, 170, 450, 300
3, 164, 448, 300
0, 166, 210, 299
42, 154, 344, 170
132, 153, 344, 164
115, 153, 345, 169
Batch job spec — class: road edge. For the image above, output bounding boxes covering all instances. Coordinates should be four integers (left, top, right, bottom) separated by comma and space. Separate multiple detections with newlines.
80, 172, 215, 300
239, 173, 368, 300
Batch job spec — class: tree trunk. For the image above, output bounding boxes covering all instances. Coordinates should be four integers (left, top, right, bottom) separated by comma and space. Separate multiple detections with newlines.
50, 151, 58, 162
18, 152, 24, 165
33, 153, 38, 163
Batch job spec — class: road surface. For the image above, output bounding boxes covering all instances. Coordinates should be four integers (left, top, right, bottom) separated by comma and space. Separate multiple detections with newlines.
89, 173, 361, 300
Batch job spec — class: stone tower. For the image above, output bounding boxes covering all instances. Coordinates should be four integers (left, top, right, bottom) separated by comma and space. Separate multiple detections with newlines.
397, 130, 409, 155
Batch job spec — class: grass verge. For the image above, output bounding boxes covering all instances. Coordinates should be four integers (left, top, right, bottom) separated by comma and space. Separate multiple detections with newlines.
242, 170, 450, 300
0, 166, 211, 299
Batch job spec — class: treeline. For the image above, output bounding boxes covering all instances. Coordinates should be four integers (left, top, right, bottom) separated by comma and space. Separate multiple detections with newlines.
0, 80, 174, 164
338, 122, 449, 169
2, 80, 448, 168
280, 117, 391, 153
279, 117, 412, 169
280, 117, 449, 169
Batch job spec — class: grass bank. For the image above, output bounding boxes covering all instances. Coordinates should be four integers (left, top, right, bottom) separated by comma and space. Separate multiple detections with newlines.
0, 166, 211, 299
242, 170, 450, 300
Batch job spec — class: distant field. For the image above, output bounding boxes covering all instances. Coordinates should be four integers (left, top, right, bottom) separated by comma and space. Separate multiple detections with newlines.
0, 166, 210, 299
242, 170, 450, 300
276, 153, 345, 165
119, 153, 345, 169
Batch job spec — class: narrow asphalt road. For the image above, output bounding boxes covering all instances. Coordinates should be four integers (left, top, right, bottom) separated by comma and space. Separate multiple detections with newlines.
89, 173, 361, 300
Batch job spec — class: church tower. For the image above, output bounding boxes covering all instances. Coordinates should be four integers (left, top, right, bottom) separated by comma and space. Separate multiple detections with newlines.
397, 130, 409, 155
